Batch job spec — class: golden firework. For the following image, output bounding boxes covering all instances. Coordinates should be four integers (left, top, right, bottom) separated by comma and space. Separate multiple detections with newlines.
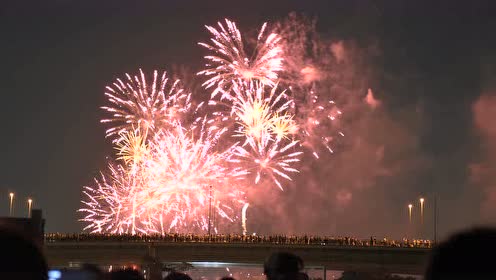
115, 129, 149, 166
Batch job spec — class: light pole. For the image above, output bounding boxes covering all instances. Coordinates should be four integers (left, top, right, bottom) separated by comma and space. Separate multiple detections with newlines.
27, 198, 33, 218
419, 198, 425, 225
9, 193, 14, 217
207, 186, 212, 236
408, 204, 413, 224
434, 196, 438, 244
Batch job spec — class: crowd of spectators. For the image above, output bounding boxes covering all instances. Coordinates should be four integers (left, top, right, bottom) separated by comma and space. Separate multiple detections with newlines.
44, 233, 432, 248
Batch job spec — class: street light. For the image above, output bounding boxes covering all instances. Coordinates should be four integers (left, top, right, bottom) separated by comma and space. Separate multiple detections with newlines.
408, 204, 413, 224
207, 186, 212, 236
419, 198, 425, 225
9, 192, 14, 217
27, 198, 33, 218
434, 196, 438, 244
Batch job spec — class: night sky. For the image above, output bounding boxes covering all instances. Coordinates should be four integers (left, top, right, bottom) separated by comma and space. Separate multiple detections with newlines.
1, 0, 496, 238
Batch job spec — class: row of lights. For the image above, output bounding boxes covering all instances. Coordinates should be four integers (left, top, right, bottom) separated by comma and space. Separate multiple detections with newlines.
8, 192, 34, 218
408, 197, 425, 224
407, 196, 439, 242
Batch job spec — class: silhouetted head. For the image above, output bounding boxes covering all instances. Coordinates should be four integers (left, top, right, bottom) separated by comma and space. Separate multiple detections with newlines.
220, 277, 236, 280
425, 227, 496, 280
82, 263, 104, 280
0, 226, 48, 280
264, 252, 306, 280
108, 268, 144, 280
163, 271, 193, 280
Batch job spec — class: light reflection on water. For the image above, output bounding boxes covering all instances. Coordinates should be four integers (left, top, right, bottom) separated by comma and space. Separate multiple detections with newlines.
170, 262, 327, 280
163, 262, 422, 280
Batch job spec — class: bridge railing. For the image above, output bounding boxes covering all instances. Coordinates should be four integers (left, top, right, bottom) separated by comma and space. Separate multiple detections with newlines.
44, 233, 433, 248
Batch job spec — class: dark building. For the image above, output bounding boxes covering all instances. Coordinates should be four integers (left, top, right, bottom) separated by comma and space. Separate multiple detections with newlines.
0, 209, 45, 245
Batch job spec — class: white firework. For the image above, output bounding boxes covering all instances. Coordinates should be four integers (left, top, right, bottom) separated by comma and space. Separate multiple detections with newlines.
101, 69, 192, 139
198, 19, 283, 100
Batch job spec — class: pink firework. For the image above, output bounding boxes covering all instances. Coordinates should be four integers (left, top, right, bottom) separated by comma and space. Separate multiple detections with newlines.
80, 120, 246, 234
81, 14, 353, 235
231, 136, 302, 191
101, 69, 192, 139
198, 19, 283, 100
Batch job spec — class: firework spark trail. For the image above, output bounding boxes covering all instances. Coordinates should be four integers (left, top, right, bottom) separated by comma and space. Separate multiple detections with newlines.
199, 16, 343, 159
242, 203, 249, 235
82, 69, 247, 234
81, 120, 246, 233
80, 164, 149, 234
198, 19, 283, 100
81, 14, 350, 234
270, 112, 298, 141
272, 14, 346, 158
231, 136, 302, 191
207, 81, 302, 189
231, 82, 295, 144
196, 18, 310, 191
292, 86, 344, 158
143, 120, 245, 231
115, 128, 149, 167
101, 69, 192, 140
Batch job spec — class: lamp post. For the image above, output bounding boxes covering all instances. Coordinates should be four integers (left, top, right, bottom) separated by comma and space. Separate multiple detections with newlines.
408, 204, 413, 224
434, 196, 438, 244
207, 186, 212, 236
419, 198, 425, 225
27, 198, 33, 218
9, 193, 14, 216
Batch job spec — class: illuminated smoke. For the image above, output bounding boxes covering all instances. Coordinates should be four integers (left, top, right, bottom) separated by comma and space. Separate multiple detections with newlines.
81, 14, 363, 234
364, 88, 380, 109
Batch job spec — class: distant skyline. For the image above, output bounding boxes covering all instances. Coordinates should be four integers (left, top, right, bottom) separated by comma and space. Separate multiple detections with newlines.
1, 0, 496, 238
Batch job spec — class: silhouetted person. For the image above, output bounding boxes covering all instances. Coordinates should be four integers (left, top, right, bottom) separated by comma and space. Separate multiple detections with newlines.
108, 268, 145, 280
264, 252, 307, 280
82, 263, 105, 280
220, 277, 236, 280
0, 226, 48, 280
163, 271, 192, 280
425, 227, 496, 280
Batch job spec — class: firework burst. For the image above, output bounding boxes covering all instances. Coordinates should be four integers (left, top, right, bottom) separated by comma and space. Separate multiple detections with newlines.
80, 163, 149, 234
81, 120, 246, 233
101, 69, 192, 139
198, 19, 283, 100
231, 82, 295, 142
272, 13, 346, 158
81, 14, 350, 234
270, 113, 298, 141
291, 85, 344, 158
115, 128, 149, 167
146, 121, 245, 230
231, 137, 302, 191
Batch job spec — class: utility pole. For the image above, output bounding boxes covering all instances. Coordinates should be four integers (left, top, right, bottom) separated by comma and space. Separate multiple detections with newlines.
208, 185, 212, 237
9, 193, 14, 217
434, 195, 438, 244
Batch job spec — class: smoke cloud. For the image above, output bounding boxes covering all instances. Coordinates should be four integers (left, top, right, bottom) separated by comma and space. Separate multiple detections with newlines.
330, 41, 346, 63
364, 88, 380, 109
246, 14, 432, 238
470, 93, 496, 221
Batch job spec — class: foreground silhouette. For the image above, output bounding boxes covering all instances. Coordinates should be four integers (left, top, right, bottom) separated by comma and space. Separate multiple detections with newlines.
425, 227, 496, 280
264, 252, 308, 280
0, 227, 48, 280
